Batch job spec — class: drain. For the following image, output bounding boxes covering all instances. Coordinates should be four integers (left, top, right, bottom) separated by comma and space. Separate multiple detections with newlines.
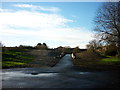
31, 73, 39, 75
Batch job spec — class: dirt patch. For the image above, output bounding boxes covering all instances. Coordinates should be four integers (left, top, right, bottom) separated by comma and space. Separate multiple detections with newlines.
75, 51, 103, 60
26, 50, 64, 67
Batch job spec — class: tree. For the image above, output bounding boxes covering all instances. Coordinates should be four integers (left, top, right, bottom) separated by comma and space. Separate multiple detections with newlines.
94, 2, 120, 57
43, 43, 47, 46
86, 39, 101, 52
37, 43, 42, 46
105, 43, 117, 56
0, 42, 3, 47
36, 43, 48, 50
0, 42, 3, 53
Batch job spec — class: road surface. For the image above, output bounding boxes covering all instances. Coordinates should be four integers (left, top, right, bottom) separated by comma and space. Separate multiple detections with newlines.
1, 54, 120, 88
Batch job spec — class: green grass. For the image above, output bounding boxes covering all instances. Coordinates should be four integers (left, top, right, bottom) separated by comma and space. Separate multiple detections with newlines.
101, 57, 120, 63
73, 51, 120, 70
105, 56, 112, 58
2, 50, 35, 68
2, 61, 24, 67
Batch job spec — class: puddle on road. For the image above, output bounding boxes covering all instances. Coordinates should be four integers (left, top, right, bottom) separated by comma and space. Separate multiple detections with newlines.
30, 73, 58, 76
79, 72, 90, 74
2, 71, 91, 77
74, 72, 91, 75
2, 71, 92, 81
31, 73, 39, 75
2, 72, 58, 77
2, 71, 59, 80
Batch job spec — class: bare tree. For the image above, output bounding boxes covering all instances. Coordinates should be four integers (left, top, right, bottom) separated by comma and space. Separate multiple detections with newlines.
94, 2, 120, 57
86, 39, 101, 52
0, 42, 3, 47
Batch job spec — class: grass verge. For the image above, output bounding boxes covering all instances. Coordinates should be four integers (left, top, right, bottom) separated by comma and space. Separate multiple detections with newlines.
72, 51, 120, 70
2, 50, 35, 68
100, 57, 120, 65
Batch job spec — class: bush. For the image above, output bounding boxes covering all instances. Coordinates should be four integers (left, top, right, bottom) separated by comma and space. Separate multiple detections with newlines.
105, 50, 117, 56
104, 44, 118, 56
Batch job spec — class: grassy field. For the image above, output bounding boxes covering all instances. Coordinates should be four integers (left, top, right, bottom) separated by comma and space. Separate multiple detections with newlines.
72, 51, 120, 70
2, 49, 65, 69
2, 50, 35, 68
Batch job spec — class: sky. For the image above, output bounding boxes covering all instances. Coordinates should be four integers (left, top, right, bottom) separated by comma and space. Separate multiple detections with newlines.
0, 2, 103, 48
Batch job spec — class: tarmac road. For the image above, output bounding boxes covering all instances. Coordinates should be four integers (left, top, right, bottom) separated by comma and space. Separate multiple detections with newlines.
1, 54, 120, 88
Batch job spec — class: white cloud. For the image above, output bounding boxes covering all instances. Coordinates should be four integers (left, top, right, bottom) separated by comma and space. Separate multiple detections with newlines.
0, 10, 73, 29
13, 4, 60, 12
14, 4, 33, 8
0, 8, 13, 12
0, 7, 93, 48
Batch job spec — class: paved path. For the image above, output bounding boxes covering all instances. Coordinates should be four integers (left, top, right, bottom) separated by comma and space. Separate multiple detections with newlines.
1, 54, 120, 88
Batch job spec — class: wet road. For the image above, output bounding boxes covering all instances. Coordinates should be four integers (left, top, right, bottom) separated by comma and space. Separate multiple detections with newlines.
1, 54, 120, 88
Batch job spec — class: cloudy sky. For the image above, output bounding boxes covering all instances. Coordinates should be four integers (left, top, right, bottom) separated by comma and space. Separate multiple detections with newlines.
0, 2, 103, 48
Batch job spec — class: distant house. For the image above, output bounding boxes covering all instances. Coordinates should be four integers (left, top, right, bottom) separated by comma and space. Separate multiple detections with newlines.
96, 46, 107, 54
